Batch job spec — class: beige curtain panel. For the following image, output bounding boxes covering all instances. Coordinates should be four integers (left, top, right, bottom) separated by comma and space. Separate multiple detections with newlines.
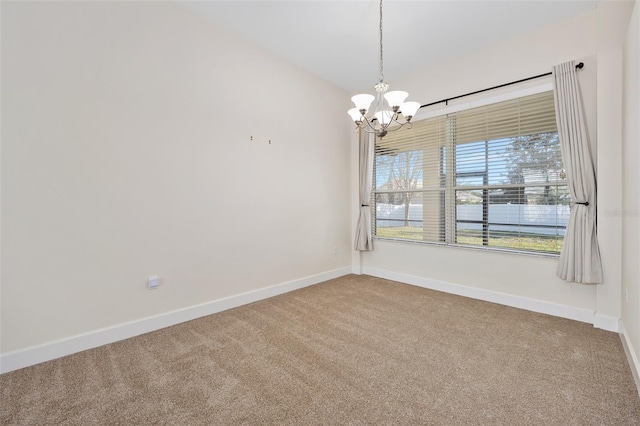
354, 131, 375, 251
552, 60, 603, 284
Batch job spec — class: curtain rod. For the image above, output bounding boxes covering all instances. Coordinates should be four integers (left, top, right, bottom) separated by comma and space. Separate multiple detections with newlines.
419, 62, 584, 109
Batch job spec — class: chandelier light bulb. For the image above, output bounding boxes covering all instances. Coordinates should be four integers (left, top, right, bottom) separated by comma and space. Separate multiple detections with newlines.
351, 94, 375, 113
384, 91, 409, 110
348, 108, 363, 123
400, 101, 421, 121
374, 110, 394, 126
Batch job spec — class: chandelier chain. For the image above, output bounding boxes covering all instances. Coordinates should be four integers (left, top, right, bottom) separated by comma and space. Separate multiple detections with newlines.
379, 0, 384, 83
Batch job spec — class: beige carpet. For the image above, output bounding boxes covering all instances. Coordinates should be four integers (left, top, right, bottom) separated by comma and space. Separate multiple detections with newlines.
1, 274, 639, 425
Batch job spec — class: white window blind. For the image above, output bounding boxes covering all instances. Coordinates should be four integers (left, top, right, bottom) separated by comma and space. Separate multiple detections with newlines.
373, 91, 569, 254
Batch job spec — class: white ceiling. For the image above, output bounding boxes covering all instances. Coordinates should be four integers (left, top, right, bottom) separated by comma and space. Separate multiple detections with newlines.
178, 0, 597, 94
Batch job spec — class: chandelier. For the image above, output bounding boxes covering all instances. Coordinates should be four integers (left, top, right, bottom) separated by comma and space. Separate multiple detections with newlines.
347, 0, 421, 138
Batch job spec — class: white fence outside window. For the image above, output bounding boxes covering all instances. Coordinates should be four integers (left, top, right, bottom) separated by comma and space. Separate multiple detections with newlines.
376, 203, 570, 236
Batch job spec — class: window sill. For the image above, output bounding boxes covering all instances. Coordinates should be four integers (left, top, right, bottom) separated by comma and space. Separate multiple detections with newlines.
372, 236, 561, 259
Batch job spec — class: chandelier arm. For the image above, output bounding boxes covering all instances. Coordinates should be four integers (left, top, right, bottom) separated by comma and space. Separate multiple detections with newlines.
359, 127, 378, 135
381, 120, 412, 134
355, 118, 413, 135
358, 122, 379, 134
358, 116, 378, 134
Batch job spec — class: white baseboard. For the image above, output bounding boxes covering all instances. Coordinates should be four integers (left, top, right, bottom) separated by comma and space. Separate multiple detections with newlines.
593, 314, 621, 332
363, 267, 598, 326
0, 267, 352, 374
619, 321, 640, 397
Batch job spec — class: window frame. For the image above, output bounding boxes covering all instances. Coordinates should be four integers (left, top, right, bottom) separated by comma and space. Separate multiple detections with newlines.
371, 86, 569, 257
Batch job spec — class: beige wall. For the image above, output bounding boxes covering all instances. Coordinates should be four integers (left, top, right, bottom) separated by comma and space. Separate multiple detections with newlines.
356, 5, 632, 324
595, 0, 635, 329
622, 0, 640, 376
1, 1, 351, 354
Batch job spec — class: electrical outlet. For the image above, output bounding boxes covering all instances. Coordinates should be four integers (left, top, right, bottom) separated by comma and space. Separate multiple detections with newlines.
332, 246, 337, 255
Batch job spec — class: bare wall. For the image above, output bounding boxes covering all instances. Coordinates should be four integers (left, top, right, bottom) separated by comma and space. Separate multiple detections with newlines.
622, 0, 640, 376
1, 1, 351, 354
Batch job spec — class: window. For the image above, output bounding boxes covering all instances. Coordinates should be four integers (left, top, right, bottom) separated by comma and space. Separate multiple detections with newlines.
373, 91, 569, 255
